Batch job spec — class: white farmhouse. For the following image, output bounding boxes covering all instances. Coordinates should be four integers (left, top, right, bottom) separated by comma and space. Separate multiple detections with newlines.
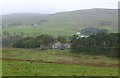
75, 32, 89, 38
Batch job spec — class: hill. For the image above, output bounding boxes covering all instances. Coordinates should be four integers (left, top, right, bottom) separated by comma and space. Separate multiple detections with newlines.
2, 8, 118, 36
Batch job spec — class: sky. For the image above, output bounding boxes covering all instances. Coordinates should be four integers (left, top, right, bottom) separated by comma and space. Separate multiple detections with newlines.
0, 0, 119, 15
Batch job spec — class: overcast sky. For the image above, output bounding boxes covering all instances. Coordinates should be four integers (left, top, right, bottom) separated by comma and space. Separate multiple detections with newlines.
0, 0, 119, 15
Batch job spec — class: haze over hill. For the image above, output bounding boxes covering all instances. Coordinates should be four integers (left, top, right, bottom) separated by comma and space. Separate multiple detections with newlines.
2, 8, 118, 36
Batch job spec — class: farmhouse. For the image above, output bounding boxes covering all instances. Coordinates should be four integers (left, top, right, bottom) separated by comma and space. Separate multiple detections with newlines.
76, 32, 89, 38
52, 42, 61, 49
52, 42, 71, 50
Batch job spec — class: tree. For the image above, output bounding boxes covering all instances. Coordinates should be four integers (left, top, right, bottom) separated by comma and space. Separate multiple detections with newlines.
71, 33, 119, 57
57, 36, 67, 43
37, 35, 55, 49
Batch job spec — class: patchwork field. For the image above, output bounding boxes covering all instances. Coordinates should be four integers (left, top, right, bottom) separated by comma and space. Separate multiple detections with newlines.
2, 48, 118, 76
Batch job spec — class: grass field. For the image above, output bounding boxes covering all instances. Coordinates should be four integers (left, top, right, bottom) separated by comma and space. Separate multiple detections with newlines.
2, 48, 118, 76
3, 25, 77, 37
0, 60, 2, 77
3, 60, 118, 76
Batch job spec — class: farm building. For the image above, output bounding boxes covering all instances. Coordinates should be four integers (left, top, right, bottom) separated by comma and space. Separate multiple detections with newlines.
52, 42, 71, 50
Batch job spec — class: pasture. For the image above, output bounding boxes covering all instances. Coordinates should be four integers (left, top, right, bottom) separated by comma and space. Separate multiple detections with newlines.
3, 60, 118, 76
2, 9, 118, 37
2, 48, 118, 76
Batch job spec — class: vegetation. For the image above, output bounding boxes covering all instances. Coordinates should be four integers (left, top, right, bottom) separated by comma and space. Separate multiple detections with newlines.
2, 48, 118, 76
3, 60, 118, 76
12, 35, 55, 49
3, 31, 119, 58
57, 35, 67, 43
2, 9, 118, 37
3, 48, 118, 64
2, 8, 119, 76
71, 33, 119, 57
2, 32, 68, 49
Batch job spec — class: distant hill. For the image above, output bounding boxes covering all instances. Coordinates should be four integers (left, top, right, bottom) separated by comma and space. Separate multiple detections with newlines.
119, 1, 120, 9
3, 13, 46, 18
2, 8, 118, 36
2, 13, 48, 25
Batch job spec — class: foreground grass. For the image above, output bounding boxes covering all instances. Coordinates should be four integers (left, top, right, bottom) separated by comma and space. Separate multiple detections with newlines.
2, 48, 118, 76
2, 60, 118, 76
0, 60, 2, 77
2, 48, 118, 64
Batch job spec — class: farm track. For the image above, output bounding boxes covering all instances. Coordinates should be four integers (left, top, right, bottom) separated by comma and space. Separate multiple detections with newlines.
2, 57, 119, 68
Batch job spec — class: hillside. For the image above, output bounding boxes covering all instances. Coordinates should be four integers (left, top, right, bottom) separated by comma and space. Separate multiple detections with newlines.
2, 8, 118, 36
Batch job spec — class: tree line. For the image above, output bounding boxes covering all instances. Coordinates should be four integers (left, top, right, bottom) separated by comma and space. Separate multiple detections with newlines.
2, 31, 119, 57
71, 33, 120, 57
2, 32, 67, 49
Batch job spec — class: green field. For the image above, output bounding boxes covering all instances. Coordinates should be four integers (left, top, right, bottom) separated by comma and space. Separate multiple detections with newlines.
2, 9, 118, 36
3, 60, 118, 76
3, 26, 77, 37
2, 48, 118, 76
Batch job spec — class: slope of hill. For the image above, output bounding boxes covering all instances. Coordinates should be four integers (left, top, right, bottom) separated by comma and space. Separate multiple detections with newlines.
2, 13, 48, 25
2, 8, 118, 36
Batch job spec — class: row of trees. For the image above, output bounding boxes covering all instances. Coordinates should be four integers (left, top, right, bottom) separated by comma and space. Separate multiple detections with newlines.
3, 31, 119, 57
2, 32, 24, 47
71, 33, 119, 57
2, 32, 67, 49
12, 35, 54, 49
